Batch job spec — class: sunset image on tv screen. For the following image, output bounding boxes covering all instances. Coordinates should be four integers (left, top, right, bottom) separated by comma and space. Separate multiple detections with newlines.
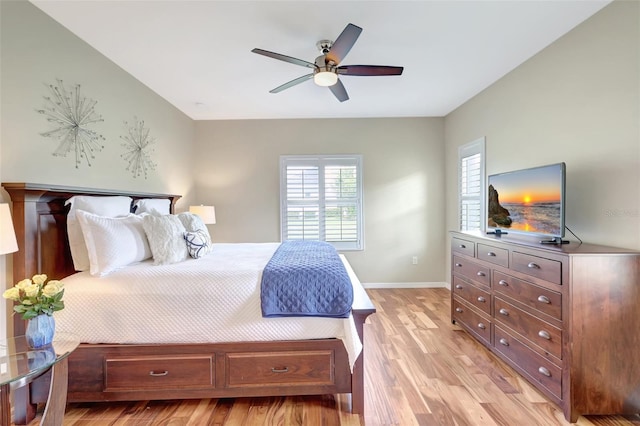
487, 165, 563, 236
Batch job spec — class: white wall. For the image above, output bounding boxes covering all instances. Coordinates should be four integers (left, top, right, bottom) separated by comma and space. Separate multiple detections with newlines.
445, 0, 640, 252
0, 1, 195, 203
0, 2, 6, 341
194, 117, 446, 284
0, 0, 197, 336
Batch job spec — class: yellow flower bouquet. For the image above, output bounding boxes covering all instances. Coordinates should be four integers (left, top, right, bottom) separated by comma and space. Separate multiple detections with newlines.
2, 274, 65, 320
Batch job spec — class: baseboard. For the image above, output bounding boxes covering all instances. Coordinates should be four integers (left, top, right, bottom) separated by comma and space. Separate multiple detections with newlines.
363, 282, 448, 289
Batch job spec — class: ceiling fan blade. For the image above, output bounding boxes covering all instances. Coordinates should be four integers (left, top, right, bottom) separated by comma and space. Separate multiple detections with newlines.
269, 73, 314, 93
326, 23, 362, 65
251, 48, 316, 69
337, 65, 404, 76
329, 79, 349, 102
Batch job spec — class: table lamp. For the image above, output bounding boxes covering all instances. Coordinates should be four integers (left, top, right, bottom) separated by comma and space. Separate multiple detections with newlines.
0, 203, 18, 255
189, 205, 216, 225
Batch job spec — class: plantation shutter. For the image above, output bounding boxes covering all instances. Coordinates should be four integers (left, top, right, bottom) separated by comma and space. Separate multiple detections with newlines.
459, 138, 485, 231
281, 155, 363, 250
284, 162, 320, 241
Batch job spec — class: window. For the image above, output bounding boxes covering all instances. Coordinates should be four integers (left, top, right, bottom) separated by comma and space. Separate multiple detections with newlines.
280, 155, 363, 250
458, 138, 485, 231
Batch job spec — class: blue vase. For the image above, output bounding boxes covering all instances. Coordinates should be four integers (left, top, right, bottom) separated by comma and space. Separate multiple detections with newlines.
25, 314, 55, 348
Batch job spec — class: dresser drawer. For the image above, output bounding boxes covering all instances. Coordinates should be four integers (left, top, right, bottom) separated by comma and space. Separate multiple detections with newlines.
452, 256, 491, 287
494, 297, 562, 360
226, 350, 334, 387
452, 237, 475, 257
494, 326, 562, 399
512, 252, 562, 285
477, 244, 509, 268
105, 355, 214, 390
453, 299, 492, 345
452, 276, 491, 315
494, 271, 562, 320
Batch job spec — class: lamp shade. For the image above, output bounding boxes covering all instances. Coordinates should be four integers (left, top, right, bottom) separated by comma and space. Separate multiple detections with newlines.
0, 203, 18, 255
189, 205, 216, 224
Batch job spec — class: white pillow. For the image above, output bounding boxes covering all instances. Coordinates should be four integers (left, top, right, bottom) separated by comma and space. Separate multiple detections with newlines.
133, 198, 171, 215
177, 213, 212, 241
142, 215, 189, 265
75, 210, 151, 276
178, 212, 213, 258
66, 196, 133, 271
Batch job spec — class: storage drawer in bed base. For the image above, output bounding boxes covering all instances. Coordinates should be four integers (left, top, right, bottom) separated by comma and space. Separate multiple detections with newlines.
66, 339, 352, 402
105, 354, 214, 391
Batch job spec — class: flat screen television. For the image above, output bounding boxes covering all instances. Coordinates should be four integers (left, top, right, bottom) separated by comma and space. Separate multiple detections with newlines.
487, 162, 566, 243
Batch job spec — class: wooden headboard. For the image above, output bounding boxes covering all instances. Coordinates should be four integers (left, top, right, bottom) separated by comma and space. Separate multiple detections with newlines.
2, 182, 181, 336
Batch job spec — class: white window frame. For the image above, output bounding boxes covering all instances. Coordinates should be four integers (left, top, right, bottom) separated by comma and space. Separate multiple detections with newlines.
458, 137, 485, 232
280, 154, 363, 251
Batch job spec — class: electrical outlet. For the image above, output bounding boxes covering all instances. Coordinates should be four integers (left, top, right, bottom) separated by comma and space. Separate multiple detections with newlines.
412, 256, 418, 265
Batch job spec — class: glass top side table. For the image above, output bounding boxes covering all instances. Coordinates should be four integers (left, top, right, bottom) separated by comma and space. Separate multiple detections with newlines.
0, 332, 79, 426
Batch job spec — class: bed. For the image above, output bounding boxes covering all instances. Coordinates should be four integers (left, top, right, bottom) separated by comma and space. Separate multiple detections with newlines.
2, 182, 376, 425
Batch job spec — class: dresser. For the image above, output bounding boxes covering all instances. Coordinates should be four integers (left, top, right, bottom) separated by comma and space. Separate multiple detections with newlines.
450, 231, 640, 423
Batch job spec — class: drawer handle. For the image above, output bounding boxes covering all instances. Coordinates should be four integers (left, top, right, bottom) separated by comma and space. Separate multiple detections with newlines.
455, 284, 463, 289
477, 323, 486, 330
455, 263, 462, 267
537, 295, 551, 304
499, 338, 509, 346
498, 279, 508, 287
459, 244, 466, 249
527, 262, 540, 269
538, 367, 551, 377
149, 370, 169, 377
487, 252, 496, 257
455, 307, 463, 313
538, 330, 551, 340
271, 367, 289, 373
498, 308, 509, 316
476, 271, 486, 277
477, 296, 486, 303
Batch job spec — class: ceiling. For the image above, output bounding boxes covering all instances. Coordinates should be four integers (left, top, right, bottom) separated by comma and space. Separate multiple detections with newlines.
30, 0, 611, 121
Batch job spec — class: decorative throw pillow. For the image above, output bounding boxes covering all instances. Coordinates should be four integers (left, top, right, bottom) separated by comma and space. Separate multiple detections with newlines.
133, 198, 171, 216
142, 214, 189, 265
65, 196, 133, 271
184, 229, 213, 259
75, 210, 151, 276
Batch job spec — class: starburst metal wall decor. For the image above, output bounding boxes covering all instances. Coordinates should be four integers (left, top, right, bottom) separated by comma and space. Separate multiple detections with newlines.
36, 79, 105, 168
120, 117, 157, 179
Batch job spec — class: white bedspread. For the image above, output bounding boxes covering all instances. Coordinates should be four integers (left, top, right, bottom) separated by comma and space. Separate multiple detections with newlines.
55, 242, 362, 368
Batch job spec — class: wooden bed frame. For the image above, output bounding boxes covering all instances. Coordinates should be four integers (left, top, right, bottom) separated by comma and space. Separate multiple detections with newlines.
2, 182, 376, 425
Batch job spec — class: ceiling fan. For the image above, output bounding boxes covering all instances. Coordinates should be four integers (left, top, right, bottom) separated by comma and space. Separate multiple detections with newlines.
251, 23, 404, 102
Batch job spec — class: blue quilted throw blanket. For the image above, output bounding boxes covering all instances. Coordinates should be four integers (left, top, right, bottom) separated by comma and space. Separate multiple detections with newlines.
261, 241, 354, 318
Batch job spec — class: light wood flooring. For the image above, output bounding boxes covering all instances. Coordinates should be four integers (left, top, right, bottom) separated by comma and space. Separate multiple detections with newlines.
21, 288, 640, 425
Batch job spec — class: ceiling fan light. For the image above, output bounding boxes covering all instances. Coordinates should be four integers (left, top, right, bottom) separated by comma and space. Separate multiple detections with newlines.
314, 71, 338, 87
